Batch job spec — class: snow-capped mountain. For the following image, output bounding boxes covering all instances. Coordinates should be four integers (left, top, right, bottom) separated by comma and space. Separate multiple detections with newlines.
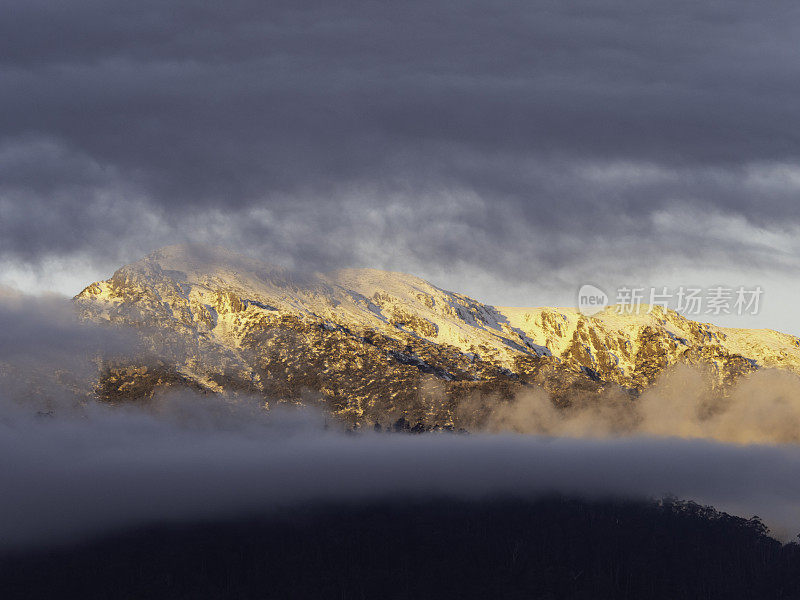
75, 245, 800, 429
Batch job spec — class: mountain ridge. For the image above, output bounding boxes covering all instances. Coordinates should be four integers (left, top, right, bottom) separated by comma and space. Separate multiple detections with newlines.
74, 245, 800, 429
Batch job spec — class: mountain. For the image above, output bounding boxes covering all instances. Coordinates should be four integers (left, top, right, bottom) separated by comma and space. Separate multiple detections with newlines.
75, 245, 800, 429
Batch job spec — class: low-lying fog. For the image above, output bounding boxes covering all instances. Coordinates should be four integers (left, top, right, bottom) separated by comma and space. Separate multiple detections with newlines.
3, 393, 800, 548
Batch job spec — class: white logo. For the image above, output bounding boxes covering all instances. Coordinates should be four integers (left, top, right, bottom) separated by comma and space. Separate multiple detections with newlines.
577, 284, 609, 316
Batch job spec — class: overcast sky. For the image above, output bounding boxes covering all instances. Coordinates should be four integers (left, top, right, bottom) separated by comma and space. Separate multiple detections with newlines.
2, 1, 800, 330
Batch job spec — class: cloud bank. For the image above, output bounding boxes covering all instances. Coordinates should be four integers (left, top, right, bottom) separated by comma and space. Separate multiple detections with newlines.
3, 394, 800, 549
2, 0, 800, 327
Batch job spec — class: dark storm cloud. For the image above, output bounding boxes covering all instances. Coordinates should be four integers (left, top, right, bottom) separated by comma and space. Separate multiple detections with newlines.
2, 0, 800, 281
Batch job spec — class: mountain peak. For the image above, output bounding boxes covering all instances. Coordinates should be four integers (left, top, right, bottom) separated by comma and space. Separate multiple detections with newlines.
74, 248, 800, 429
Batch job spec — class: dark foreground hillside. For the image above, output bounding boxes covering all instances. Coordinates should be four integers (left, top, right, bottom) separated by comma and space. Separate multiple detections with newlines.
2, 497, 799, 600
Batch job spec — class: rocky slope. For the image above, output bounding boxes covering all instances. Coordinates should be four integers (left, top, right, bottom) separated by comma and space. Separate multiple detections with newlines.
75, 245, 800, 429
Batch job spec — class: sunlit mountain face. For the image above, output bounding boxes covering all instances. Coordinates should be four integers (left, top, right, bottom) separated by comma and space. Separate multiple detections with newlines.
4, 1, 800, 598
68, 244, 800, 443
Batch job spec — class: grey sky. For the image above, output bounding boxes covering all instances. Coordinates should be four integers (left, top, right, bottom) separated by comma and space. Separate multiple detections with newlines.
2, 1, 800, 329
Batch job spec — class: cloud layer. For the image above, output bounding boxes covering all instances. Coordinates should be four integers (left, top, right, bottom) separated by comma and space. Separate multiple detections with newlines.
2, 1, 800, 323
3, 394, 800, 549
